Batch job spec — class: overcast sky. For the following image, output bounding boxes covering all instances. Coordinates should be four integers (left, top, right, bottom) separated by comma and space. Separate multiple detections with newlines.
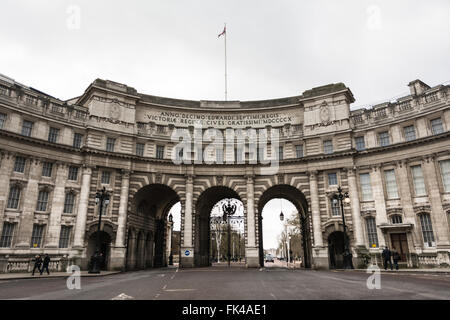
1, 0, 449, 108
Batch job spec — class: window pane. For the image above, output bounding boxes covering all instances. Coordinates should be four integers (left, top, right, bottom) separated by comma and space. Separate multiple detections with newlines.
0, 113, 6, 129
48, 127, 59, 143
21, 120, 33, 136
59, 226, 71, 248
328, 173, 338, 186
278, 146, 283, 160
36, 191, 49, 211
7, 186, 21, 209
384, 169, 398, 199
136, 143, 145, 156
419, 214, 435, 247
156, 145, 164, 159
411, 165, 426, 196
355, 136, 365, 151
440, 160, 450, 192
101, 171, 111, 184
73, 133, 83, 148
0, 223, 15, 247
360, 173, 373, 201
30, 224, 45, 248
295, 145, 303, 158
331, 199, 340, 216
431, 118, 443, 135
68, 166, 78, 181
14, 157, 26, 173
42, 162, 53, 177
64, 193, 75, 213
366, 217, 379, 248
379, 131, 390, 146
403, 125, 416, 141
323, 140, 333, 154
106, 138, 116, 152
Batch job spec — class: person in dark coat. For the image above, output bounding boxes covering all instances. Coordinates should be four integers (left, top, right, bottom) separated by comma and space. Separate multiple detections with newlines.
381, 246, 393, 270
40, 254, 51, 275
32, 255, 42, 276
392, 247, 401, 270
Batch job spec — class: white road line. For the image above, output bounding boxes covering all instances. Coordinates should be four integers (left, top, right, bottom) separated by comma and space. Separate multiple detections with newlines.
164, 289, 196, 292
162, 284, 167, 290
111, 293, 134, 300
270, 293, 277, 300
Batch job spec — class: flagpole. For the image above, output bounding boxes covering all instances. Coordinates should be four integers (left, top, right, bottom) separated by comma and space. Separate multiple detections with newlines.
224, 23, 227, 101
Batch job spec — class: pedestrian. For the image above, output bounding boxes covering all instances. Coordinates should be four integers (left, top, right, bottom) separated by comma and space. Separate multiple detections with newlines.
40, 254, 51, 275
392, 247, 400, 270
31, 255, 42, 276
381, 246, 393, 270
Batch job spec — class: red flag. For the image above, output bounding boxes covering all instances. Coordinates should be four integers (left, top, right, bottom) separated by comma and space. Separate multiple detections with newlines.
218, 26, 226, 38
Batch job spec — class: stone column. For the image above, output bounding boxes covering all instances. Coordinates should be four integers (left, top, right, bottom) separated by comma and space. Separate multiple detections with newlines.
309, 171, 323, 247
180, 174, 194, 267
396, 160, 422, 251
347, 168, 364, 247
0, 153, 14, 237
15, 158, 40, 248
245, 174, 259, 267
422, 156, 450, 249
45, 163, 67, 248
73, 165, 93, 248
110, 169, 130, 270
370, 165, 388, 248
309, 170, 327, 268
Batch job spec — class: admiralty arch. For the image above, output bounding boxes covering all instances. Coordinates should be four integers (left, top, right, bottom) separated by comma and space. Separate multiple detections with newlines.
0, 73, 449, 272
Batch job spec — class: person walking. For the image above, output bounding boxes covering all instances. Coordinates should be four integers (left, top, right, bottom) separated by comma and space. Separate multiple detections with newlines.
392, 247, 400, 270
40, 254, 51, 275
31, 255, 42, 276
381, 246, 393, 270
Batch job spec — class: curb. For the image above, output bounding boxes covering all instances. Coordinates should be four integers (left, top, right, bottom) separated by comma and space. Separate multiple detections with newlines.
0, 271, 122, 281
334, 269, 450, 274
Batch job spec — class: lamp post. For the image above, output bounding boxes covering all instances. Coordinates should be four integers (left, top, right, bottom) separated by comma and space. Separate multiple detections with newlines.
88, 187, 110, 274
222, 199, 236, 267
168, 213, 173, 265
331, 186, 354, 269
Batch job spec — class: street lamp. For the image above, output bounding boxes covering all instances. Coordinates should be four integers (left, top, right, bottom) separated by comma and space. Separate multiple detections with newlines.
331, 186, 354, 269
168, 213, 173, 265
88, 187, 110, 274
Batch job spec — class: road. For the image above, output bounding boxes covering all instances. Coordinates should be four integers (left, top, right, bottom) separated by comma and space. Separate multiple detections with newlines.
0, 266, 449, 300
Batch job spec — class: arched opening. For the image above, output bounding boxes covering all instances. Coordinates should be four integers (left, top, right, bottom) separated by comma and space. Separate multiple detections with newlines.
328, 231, 345, 269
87, 231, 112, 270
167, 202, 182, 266
194, 186, 243, 267
127, 184, 179, 270
257, 184, 311, 268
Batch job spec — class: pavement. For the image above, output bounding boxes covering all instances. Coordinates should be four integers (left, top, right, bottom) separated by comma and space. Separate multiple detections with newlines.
0, 270, 121, 280
0, 264, 449, 300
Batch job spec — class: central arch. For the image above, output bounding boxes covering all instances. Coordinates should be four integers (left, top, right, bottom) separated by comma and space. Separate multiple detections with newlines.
257, 184, 312, 268
127, 184, 180, 270
194, 186, 242, 267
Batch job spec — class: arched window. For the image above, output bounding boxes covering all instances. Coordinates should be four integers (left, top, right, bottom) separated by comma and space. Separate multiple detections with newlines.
365, 217, 379, 248
419, 213, 435, 247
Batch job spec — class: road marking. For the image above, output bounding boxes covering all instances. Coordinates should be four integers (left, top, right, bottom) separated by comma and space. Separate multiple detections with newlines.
164, 289, 196, 292
270, 293, 277, 300
157, 274, 165, 277
111, 293, 134, 300
162, 284, 167, 290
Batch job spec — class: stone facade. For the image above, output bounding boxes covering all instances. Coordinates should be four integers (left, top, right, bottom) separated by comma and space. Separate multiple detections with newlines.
0, 73, 449, 272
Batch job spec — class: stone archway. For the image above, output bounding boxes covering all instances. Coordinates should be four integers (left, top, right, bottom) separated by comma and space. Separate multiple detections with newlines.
194, 186, 242, 267
257, 184, 312, 268
127, 184, 180, 270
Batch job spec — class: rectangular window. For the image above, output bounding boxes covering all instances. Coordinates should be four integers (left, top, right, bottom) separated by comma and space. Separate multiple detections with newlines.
101, 171, 111, 184
176, 147, 184, 162
359, 173, 373, 201
42, 162, 53, 177
59, 226, 71, 248
278, 146, 283, 160
355, 136, 365, 151
295, 145, 303, 158
0, 223, 15, 248
21, 120, 33, 136
331, 199, 340, 216
106, 137, 116, 152
36, 191, 49, 212
63, 193, 75, 214
156, 125, 165, 133
136, 143, 145, 157
48, 127, 59, 143
440, 160, 450, 192
156, 145, 165, 159
366, 217, 379, 248
68, 166, 79, 181
384, 169, 399, 199
419, 214, 435, 247
30, 224, 45, 248
411, 165, 426, 196
328, 173, 338, 186
378, 131, 390, 147
323, 140, 333, 154
7, 186, 21, 209
73, 133, 83, 148
13, 156, 26, 173
236, 147, 244, 163
430, 118, 444, 135
0, 113, 6, 129
403, 125, 416, 141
